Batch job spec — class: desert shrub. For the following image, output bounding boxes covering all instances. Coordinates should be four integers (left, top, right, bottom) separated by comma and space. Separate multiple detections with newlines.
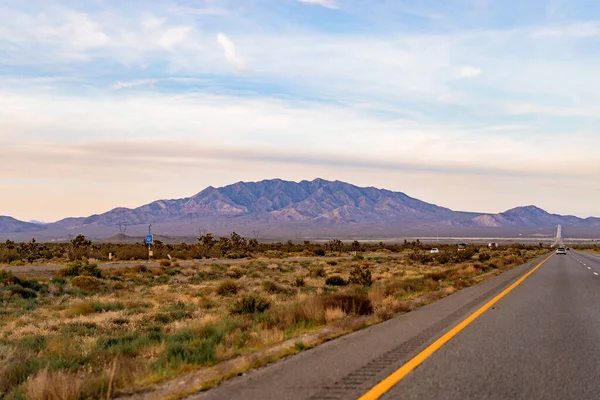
133, 265, 149, 273
478, 252, 491, 261
327, 260, 338, 266
454, 248, 475, 262
0, 249, 21, 264
230, 295, 270, 315
262, 280, 294, 294
58, 258, 102, 278
96, 332, 147, 356
70, 276, 104, 292
349, 265, 372, 287
314, 249, 326, 256
226, 266, 244, 279
159, 260, 171, 267
386, 277, 439, 297
424, 269, 453, 281
216, 280, 239, 296
409, 252, 434, 264
294, 277, 305, 287
49, 277, 66, 286
9, 285, 38, 299
322, 293, 373, 315
325, 276, 347, 286
154, 301, 193, 323
155, 320, 237, 368
435, 252, 451, 264
163, 340, 216, 366
309, 266, 326, 278
90, 301, 125, 313
0, 269, 12, 284
61, 322, 99, 337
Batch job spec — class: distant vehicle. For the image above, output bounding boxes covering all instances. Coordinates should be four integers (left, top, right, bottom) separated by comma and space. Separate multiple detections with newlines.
556, 247, 566, 255
488, 242, 497, 249
430, 248, 440, 254
458, 243, 467, 251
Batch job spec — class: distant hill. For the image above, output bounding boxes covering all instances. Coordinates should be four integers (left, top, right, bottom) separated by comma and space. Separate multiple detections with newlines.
0, 216, 46, 234
1, 179, 599, 241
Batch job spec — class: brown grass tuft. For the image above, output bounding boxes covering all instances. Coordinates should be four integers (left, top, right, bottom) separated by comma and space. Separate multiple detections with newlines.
25, 368, 85, 400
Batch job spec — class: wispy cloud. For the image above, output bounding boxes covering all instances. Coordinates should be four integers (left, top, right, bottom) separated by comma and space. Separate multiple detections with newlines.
456, 66, 482, 79
111, 79, 157, 90
532, 22, 600, 38
217, 32, 245, 73
297, 0, 338, 9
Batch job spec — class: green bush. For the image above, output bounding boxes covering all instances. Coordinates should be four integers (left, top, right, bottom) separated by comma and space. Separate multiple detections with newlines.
325, 275, 347, 286
230, 295, 270, 315
348, 265, 372, 287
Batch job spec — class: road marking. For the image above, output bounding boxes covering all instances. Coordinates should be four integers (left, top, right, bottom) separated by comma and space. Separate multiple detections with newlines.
358, 254, 554, 400
588, 267, 591, 270
595, 273, 599, 276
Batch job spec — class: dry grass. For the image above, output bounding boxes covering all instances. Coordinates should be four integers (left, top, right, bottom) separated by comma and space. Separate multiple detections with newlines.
25, 369, 86, 400
325, 307, 346, 322
0, 246, 547, 398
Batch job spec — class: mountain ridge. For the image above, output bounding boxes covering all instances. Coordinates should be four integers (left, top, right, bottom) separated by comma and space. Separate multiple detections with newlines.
2, 178, 599, 240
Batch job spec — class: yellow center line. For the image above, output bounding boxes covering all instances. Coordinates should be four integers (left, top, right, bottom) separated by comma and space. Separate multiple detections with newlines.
358, 253, 554, 400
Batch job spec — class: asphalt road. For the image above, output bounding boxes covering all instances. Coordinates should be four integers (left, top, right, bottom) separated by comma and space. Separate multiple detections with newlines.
384, 250, 600, 400
186, 251, 600, 400
190, 252, 575, 400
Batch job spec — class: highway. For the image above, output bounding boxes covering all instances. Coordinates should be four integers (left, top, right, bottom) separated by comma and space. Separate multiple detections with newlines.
189, 251, 600, 400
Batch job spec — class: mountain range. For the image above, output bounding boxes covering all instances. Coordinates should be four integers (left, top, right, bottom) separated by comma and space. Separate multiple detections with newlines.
1, 178, 599, 241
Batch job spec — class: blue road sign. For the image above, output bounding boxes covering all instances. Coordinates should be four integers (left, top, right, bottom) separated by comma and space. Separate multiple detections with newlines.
145, 234, 153, 245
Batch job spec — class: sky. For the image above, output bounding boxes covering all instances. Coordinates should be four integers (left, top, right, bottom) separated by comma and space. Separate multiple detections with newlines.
2, 0, 600, 222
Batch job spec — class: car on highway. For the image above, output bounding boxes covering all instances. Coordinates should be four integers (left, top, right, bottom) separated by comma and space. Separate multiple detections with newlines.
430, 248, 440, 254
556, 247, 567, 255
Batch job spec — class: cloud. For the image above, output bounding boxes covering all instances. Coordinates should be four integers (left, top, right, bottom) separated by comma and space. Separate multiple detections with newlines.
158, 26, 193, 48
508, 104, 598, 117
1, 90, 598, 180
111, 79, 157, 90
217, 32, 245, 72
456, 66, 482, 79
531, 22, 600, 38
297, 0, 338, 9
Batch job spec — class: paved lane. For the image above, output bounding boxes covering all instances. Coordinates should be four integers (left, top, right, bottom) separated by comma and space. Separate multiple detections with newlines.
188, 255, 550, 400
384, 251, 600, 400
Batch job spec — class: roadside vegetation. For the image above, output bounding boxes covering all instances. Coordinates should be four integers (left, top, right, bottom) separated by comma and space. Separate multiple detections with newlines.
0, 235, 548, 399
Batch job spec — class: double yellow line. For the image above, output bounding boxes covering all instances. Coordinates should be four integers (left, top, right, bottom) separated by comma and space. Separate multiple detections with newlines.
358, 253, 554, 400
